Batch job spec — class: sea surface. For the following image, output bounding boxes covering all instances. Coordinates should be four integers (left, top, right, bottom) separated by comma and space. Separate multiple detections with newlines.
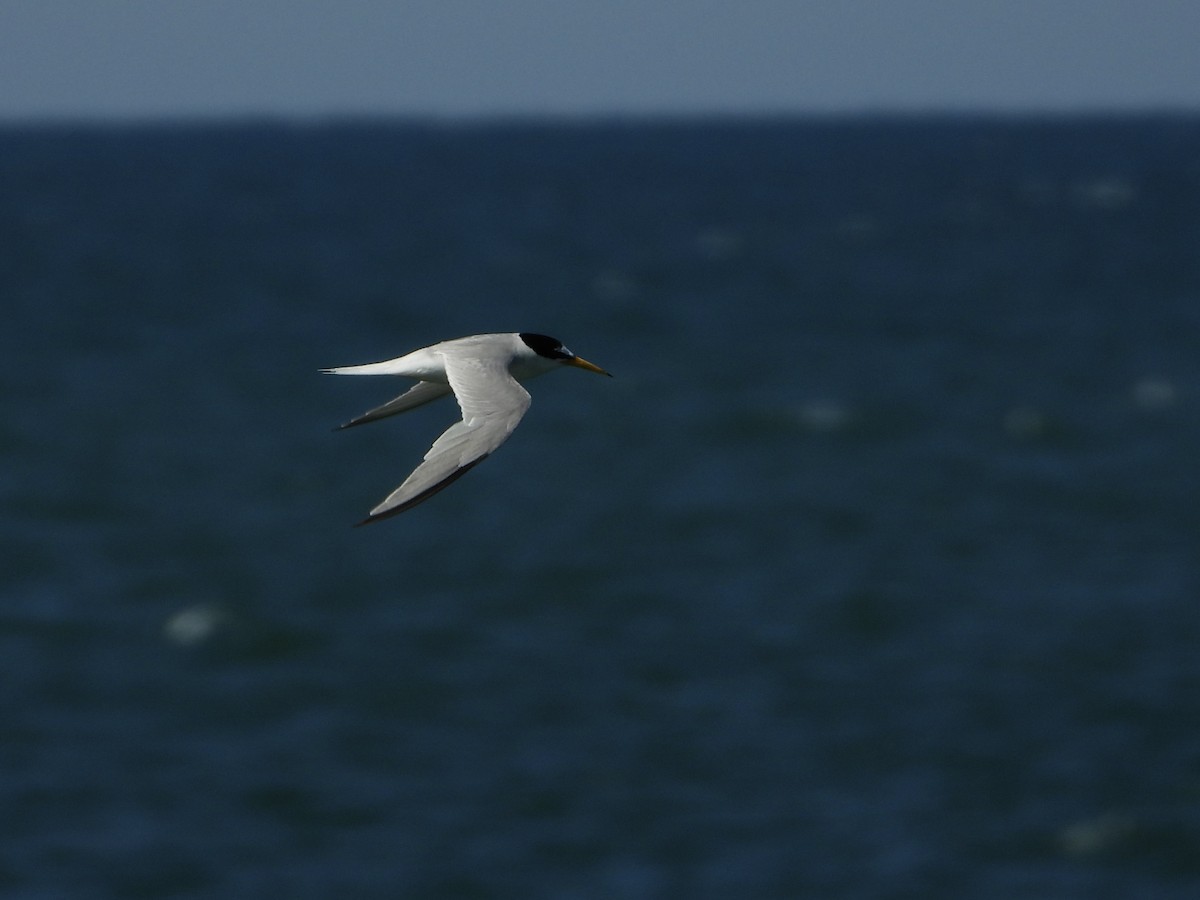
2, 116, 1199, 898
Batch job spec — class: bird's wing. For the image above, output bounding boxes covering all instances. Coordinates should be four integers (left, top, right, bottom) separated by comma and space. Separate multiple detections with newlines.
335, 380, 453, 429
359, 353, 531, 523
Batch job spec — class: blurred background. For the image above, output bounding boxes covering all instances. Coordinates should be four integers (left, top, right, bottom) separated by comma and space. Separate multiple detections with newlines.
2, 3, 1200, 898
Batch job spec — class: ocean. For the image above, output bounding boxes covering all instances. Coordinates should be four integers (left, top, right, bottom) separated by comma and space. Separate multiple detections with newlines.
2, 116, 1199, 898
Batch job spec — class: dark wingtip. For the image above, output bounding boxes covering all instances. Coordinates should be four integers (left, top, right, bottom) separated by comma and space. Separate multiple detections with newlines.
348, 455, 490, 528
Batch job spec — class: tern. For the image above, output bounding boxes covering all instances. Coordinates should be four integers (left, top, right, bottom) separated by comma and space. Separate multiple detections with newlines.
324, 332, 611, 524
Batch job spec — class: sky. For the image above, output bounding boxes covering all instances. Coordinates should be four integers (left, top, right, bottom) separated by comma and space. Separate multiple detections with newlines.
1, 1, 1198, 120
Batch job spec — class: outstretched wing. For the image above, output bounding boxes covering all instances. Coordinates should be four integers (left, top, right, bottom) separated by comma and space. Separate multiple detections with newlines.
335, 380, 453, 429
359, 354, 531, 524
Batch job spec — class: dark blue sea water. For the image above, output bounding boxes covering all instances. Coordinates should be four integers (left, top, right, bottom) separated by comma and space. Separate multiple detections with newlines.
2, 116, 1200, 898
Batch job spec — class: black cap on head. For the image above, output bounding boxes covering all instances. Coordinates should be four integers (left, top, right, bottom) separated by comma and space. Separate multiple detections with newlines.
519, 333, 574, 360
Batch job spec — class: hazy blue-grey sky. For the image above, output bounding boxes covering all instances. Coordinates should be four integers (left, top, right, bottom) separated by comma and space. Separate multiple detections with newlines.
2, 1, 1198, 120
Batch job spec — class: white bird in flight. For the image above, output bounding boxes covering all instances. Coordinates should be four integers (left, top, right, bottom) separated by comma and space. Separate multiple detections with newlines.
324, 332, 611, 524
